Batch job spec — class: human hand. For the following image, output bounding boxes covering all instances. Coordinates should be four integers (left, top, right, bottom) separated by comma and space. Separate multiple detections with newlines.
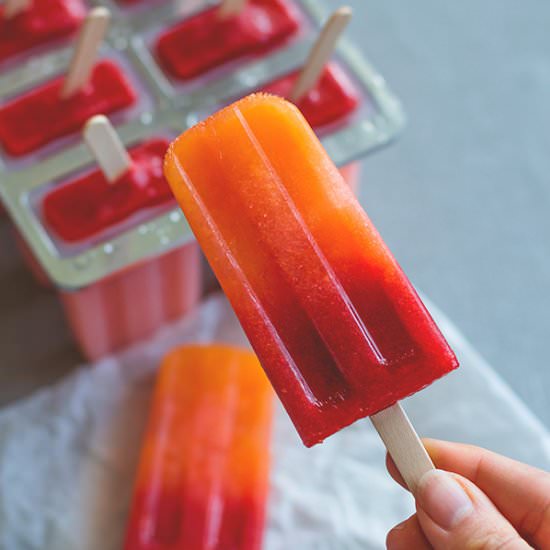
386, 439, 550, 549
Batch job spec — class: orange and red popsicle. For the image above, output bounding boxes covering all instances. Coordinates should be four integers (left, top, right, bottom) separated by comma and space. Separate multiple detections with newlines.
124, 345, 273, 550
164, 94, 458, 447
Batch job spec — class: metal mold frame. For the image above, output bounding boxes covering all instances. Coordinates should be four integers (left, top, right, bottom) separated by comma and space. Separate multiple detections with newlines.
0, 0, 405, 290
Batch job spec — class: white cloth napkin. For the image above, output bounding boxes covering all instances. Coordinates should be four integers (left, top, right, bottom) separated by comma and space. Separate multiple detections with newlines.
0, 294, 548, 550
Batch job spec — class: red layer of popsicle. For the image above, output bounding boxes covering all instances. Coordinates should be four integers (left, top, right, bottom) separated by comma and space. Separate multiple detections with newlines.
263, 62, 359, 128
0, 60, 136, 156
156, 0, 300, 80
0, 0, 86, 63
43, 138, 173, 242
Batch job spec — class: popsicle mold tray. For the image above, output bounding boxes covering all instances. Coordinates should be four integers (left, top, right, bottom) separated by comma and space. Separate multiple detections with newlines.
0, 0, 405, 290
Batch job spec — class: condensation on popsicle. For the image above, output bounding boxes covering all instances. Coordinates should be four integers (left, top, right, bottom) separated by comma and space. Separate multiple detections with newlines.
0, 0, 86, 63
164, 94, 459, 446
124, 345, 274, 550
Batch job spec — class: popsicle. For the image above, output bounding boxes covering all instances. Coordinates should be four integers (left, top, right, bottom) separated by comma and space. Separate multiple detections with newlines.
262, 7, 359, 129
164, 94, 459, 488
155, 0, 300, 80
43, 138, 174, 242
33, 117, 200, 360
124, 345, 273, 550
0, 8, 136, 157
264, 63, 358, 129
0, 0, 86, 64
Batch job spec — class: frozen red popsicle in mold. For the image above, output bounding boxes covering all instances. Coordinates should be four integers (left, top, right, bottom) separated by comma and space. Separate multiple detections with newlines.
44, 139, 174, 242
263, 7, 359, 128
124, 345, 273, 550
155, 0, 300, 80
31, 117, 200, 360
164, 94, 458, 477
264, 63, 358, 128
0, 0, 86, 63
0, 8, 136, 157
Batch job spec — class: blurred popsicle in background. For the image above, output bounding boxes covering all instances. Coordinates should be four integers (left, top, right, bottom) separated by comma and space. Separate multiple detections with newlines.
0, 0, 85, 63
0, 8, 136, 156
124, 345, 274, 550
156, 0, 300, 80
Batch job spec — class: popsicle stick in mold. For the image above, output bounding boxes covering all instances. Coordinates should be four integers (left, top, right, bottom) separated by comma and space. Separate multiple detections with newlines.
370, 402, 435, 493
83, 115, 132, 182
61, 7, 111, 100
218, 0, 247, 19
3, 0, 32, 19
289, 6, 352, 103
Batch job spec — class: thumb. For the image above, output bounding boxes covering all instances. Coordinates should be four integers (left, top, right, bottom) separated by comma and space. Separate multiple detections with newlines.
414, 469, 532, 550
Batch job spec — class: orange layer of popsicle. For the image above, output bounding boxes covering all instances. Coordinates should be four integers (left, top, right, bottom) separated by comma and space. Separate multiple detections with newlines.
164, 94, 458, 446
124, 345, 274, 550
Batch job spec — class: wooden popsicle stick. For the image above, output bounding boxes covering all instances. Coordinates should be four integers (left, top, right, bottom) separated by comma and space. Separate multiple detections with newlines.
3, 0, 32, 19
60, 7, 111, 100
289, 6, 352, 103
370, 402, 435, 493
83, 115, 132, 183
217, 0, 247, 19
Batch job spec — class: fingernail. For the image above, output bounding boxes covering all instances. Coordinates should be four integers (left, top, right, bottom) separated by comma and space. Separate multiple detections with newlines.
416, 469, 473, 530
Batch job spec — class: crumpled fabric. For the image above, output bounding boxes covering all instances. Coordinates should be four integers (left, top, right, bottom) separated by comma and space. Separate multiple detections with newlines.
0, 294, 548, 550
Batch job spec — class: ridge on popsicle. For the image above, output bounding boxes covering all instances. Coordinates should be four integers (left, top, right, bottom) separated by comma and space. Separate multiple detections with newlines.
164, 93, 459, 449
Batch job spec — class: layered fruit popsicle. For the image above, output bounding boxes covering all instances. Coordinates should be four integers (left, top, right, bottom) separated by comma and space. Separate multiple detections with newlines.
164, 94, 458, 447
263, 62, 359, 129
124, 345, 273, 550
0, 0, 86, 64
32, 137, 200, 360
155, 0, 300, 80
0, 60, 136, 156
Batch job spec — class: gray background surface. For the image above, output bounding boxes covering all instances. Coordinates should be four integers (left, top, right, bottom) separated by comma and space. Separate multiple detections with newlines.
1, 1, 549, 425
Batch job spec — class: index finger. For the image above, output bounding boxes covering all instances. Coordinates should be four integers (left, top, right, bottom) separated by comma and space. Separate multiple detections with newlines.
386, 438, 550, 548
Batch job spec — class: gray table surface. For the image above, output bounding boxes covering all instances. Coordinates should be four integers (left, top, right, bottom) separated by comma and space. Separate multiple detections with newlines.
1, 0, 549, 427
